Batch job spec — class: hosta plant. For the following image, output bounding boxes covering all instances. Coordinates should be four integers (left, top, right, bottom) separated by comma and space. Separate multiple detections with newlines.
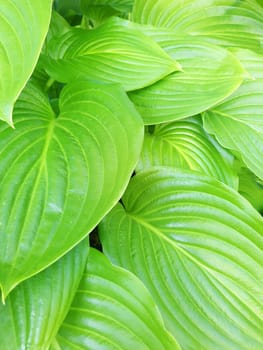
0, 0, 263, 349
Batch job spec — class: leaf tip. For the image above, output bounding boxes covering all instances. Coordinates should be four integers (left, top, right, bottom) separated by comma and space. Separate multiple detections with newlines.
176, 61, 183, 72
0, 287, 6, 305
0, 280, 16, 304
0, 103, 14, 127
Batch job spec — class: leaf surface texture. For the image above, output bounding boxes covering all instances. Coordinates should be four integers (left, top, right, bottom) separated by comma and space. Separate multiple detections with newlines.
0, 80, 143, 297
100, 167, 263, 349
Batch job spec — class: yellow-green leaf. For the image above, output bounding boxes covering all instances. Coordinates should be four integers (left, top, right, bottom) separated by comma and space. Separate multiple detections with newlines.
0, 0, 52, 125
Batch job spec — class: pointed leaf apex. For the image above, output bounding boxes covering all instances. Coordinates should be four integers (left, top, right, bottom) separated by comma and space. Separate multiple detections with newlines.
175, 61, 183, 72
0, 104, 14, 128
0, 287, 6, 305
0, 280, 17, 304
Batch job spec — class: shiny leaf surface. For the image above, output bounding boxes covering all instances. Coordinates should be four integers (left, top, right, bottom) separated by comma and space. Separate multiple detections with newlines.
132, 0, 263, 52
0, 0, 52, 125
203, 49, 263, 180
0, 80, 143, 298
53, 248, 180, 350
44, 18, 180, 91
0, 239, 89, 349
100, 167, 263, 349
137, 117, 238, 188
129, 33, 244, 124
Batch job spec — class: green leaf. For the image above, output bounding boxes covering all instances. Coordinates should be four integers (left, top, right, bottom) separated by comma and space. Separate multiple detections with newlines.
43, 17, 180, 91
81, 0, 134, 13
81, 0, 134, 23
54, 0, 82, 16
52, 248, 180, 350
81, 5, 119, 28
100, 167, 263, 350
0, 239, 89, 349
132, 0, 263, 52
45, 10, 71, 44
137, 117, 238, 189
80, 0, 134, 28
256, 0, 263, 8
0, 0, 52, 125
129, 33, 244, 124
0, 79, 143, 299
238, 166, 263, 214
42, 11, 71, 59
203, 49, 263, 181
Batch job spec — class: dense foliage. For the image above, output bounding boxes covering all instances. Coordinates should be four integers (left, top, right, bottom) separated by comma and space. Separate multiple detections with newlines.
0, 0, 263, 349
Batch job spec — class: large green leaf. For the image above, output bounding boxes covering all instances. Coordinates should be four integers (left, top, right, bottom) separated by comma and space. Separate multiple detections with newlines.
43, 17, 180, 91
132, 0, 263, 52
0, 79, 143, 299
0, 239, 89, 349
203, 49, 263, 181
137, 117, 238, 189
129, 33, 244, 124
100, 167, 263, 349
0, 0, 52, 125
52, 248, 180, 350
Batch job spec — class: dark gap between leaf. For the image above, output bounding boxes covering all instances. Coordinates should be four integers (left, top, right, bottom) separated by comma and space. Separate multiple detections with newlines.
89, 226, 102, 251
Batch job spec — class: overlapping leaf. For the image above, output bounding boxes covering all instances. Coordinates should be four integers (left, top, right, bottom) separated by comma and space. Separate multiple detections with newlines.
52, 248, 180, 350
132, 0, 263, 52
43, 17, 180, 91
0, 0, 52, 125
100, 167, 263, 350
0, 79, 143, 299
80, 0, 134, 27
54, 0, 82, 16
81, 0, 133, 14
203, 49, 263, 181
137, 117, 238, 188
45, 11, 71, 44
129, 33, 244, 124
0, 239, 89, 349
238, 166, 263, 213
81, 4, 118, 27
